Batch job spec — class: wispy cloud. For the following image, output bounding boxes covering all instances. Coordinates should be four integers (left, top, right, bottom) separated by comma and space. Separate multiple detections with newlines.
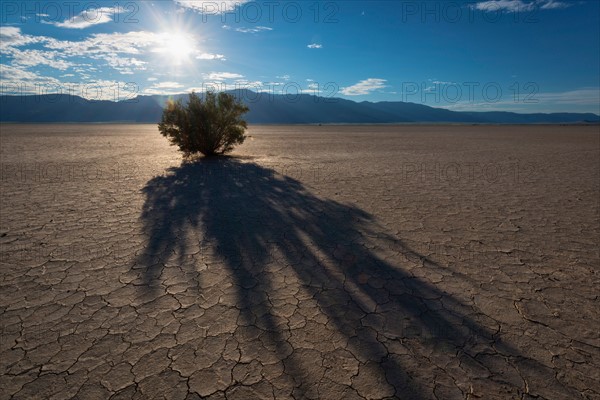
174, 0, 250, 14
222, 25, 273, 33
473, 0, 572, 12
46, 6, 126, 29
307, 43, 323, 49
233, 79, 265, 90
430, 80, 457, 85
423, 80, 458, 93
236, 26, 273, 33
203, 72, 244, 81
341, 78, 387, 96
535, 88, 600, 105
151, 81, 184, 89
143, 87, 183, 96
473, 0, 535, 12
440, 87, 599, 113
538, 0, 570, 9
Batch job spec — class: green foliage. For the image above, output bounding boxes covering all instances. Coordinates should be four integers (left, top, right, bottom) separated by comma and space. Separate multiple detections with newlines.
158, 91, 249, 156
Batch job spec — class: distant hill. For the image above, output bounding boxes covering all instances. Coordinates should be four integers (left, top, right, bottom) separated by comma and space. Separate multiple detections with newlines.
1, 90, 598, 124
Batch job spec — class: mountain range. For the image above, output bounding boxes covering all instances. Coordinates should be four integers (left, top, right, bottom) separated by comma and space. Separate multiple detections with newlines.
1, 90, 598, 124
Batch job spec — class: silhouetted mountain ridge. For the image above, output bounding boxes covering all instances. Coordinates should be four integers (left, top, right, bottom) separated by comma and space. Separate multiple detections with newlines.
1, 90, 598, 124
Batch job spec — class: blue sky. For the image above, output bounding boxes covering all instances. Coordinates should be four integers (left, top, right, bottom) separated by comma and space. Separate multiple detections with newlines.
1, 0, 599, 113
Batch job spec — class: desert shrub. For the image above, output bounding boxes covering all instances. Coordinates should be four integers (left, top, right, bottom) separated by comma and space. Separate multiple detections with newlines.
158, 91, 249, 156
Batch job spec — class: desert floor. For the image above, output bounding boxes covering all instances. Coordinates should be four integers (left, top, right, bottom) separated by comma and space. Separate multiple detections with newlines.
1, 124, 599, 399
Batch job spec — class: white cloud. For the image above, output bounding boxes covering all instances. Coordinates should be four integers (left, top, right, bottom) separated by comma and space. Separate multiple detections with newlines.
143, 88, 181, 95
233, 79, 264, 89
473, 0, 535, 12
1, 27, 75, 70
307, 82, 319, 91
222, 24, 272, 33
45, 31, 163, 56
0, 64, 60, 92
431, 80, 456, 85
203, 72, 244, 81
147, 77, 158, 81
0, 64, 136, 101
0, 26, 43, 49
1, 28, 234, 96
185, 80, 263, 93
43, 31, 194, 73
102, 54, 147, 75
423, 80, 458, 92
197, 53, 226, 60
307, 43, 323, 49
187, 79, 265, 92
535, 88, 600, 105
235, 26, 272, 33
538, 0, 570, 9
439, 87, 599, 113
473, 0, 571, 12
39, 31, 161, 74
49, 6, 126, 29
186, 83, 226, 92
0, 26, 21, 38
143, 81, 186, 95
151, 81, 184, 89
0, 29, 199, 79
341, 78, 387, 96
174, 0, 250, 14
6, 48, 75, 70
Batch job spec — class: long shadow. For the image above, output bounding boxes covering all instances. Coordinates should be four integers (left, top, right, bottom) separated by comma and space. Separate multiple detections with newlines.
138, 158, 575, 399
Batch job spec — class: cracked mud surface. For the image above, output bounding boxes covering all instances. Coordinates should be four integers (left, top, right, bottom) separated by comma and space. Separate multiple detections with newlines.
1, 124, 599, 399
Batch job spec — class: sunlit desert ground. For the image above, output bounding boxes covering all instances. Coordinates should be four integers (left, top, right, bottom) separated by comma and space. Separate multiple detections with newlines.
1, 124, 599, 399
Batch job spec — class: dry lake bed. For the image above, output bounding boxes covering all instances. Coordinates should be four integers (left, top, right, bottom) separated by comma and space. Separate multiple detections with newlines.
0, 124, 598, 399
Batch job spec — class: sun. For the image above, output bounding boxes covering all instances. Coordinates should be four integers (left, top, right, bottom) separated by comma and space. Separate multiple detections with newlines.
156, 31, 197, 65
